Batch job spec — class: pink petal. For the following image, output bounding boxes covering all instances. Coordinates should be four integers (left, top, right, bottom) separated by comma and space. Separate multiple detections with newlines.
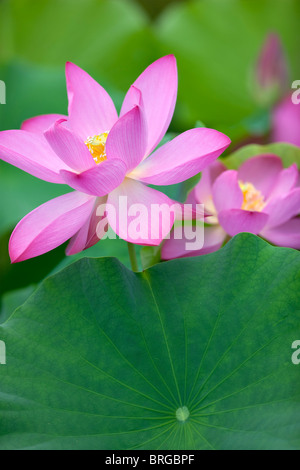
44, 119, 95, 172
173, 202, 207, 221
66, 62, 118, 142
263, 188, 300, 229
119, 85, 142, 116
120, 55, 178, 156
106, 106, 147, 172
238, 155, 283, 198
194, 160, 227, 204
60, 159, 127, 197
212, 170, 243, 213
256, 33, 289, 93
9, 191, 96, 263
0, 130, 71, 184
66, 196, 108, 255
272, 95, 300, 147
192, 160, 227, 220
129, 128, 231, 185
268, 164, 299, 199
107, 178, 176, 245
261, 218, 300, 249
21, 114, 68, 134
161, 224, 227, 260
218, 208, 269, 237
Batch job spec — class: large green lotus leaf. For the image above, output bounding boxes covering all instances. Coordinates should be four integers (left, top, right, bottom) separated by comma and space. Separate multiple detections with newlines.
224, 143, 300, 170
156, 0, 300, 135
0, 286, 36, 325
0, 234, 299, 450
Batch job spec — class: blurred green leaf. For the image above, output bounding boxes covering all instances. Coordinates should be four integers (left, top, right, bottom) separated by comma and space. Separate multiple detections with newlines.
0, 234, 300, 449
0, 161, 69, 233
0, 61, 67, 130
52, 236, 133, 274
136, 0, 187, 19
224, 142, 300, 170
0, 0, 160, 91
0, 229, 67, 297
156, 0, 300, 138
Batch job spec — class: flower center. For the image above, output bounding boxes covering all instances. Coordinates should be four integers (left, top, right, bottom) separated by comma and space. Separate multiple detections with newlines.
239, 181, 266, 212
85, 132, 109, 164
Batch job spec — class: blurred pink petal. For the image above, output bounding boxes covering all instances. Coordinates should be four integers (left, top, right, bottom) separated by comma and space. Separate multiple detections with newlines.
66, 196, 108, 255
9, 192, 95, 263
212, 170, 243, 213
269, 164, 299, 198
161, 225, 227, 260
218, 209, 269, 237
272, 95, 300, 147
261, 218, 300, 249
263, 188, 300, 229
238, 155, 283, 198
121, 55, 178, 156
130, 128, 231, 185
66, 62, 118, 141
0, 130, 71, 183
107, 178, 175, 245
256, 33, 289, 94
194, 160, 227, 204
45, 119, 95, 172
21, 114, 67, 134
106, 106, 147, 172
60, 159, 127, 197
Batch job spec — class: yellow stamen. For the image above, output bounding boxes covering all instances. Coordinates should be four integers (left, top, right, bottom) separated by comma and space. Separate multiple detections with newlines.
85, 132, 109, 164
239, 181, 266, 212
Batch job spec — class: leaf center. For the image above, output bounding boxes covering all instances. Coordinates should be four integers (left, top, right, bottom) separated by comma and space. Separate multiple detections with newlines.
176, 406, 190, 423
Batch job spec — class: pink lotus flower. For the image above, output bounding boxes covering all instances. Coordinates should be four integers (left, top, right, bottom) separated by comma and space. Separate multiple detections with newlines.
162, 155, 300, 260
0, 56, 231, 262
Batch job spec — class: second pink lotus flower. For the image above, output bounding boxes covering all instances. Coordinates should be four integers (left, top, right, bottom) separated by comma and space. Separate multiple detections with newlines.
162, 154, 300, 260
